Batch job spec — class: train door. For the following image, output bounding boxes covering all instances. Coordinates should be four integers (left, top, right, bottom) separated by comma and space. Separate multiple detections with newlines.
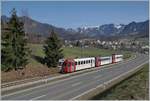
68, 62, 71, 73
61, 62, 67, 73
97, 58, 101, 67
95, 57, 101, 67
68, 61, 75, 72
91, 59, 92, 67
71, 62, 75, 72
95, 57, 98, 67
91, 59, 95, 67
112, 54, 116, 63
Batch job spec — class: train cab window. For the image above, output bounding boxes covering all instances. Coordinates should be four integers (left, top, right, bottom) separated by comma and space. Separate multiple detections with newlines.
68, 63, 71, 67
62, 62, 66, 67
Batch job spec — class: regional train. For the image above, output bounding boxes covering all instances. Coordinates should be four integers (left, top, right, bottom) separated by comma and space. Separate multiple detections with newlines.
59, 54, 123, 73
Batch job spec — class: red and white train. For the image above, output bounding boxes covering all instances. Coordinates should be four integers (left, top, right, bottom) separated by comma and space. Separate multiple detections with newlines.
59, 54, 123, 73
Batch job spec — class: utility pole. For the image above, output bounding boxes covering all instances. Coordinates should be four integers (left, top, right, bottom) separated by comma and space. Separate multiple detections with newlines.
82, 44, 83, 58
81, 43, 82, 57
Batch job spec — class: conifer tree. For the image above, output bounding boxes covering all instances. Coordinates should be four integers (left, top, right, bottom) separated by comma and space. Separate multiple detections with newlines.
43, 30, 63, 67
2, 8, 30, 71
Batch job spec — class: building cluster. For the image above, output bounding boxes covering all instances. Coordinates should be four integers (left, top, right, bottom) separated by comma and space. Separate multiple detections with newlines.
63, 38, 149, 54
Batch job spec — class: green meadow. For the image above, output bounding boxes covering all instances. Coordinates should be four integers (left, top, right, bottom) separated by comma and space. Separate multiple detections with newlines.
28, 43, 132, 66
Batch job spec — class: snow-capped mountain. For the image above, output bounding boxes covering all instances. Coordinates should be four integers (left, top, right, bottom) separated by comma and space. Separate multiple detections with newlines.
76, 24, 125, 36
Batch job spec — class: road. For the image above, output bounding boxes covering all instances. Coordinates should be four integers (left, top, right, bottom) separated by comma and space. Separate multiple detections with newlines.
2, 54, 148, 100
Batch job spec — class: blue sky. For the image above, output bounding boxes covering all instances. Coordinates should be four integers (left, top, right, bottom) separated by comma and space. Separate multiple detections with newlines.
2, 1, 149, 28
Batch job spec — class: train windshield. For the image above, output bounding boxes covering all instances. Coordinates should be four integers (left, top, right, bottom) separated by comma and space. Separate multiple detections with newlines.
62, 62, 67, 67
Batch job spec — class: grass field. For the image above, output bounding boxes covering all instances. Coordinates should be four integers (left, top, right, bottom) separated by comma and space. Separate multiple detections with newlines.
91, 63, 149, 100
28, 43, 132, 66
1, 44, 133, 83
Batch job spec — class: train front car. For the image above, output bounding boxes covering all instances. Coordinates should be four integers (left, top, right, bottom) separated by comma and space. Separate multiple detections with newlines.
61, 59, 76, 73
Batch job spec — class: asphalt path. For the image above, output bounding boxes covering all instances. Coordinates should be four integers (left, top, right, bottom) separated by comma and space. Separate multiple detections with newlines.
2, 54, 149, 100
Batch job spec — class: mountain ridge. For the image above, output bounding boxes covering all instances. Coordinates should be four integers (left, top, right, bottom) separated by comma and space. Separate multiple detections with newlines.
1, 15, 149, 40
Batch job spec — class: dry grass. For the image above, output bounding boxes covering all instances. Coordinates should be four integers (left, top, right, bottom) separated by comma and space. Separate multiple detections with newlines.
1, 64, 59, 83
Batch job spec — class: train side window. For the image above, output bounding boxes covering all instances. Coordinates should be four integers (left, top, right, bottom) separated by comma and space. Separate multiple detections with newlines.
86, 60, 88, 64
91, 60, 92, 63
75, 62, 77, 65
101, 58, 110, 61
78, 61, 80, 65
81, 61, 83, 64
89, 60, 90, 63
84, 61, 85, 64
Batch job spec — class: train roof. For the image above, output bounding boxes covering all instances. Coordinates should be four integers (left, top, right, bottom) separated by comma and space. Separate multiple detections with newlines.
101, 56, 112, 59
115, 54, 123, 57
74, 57, 95, 61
